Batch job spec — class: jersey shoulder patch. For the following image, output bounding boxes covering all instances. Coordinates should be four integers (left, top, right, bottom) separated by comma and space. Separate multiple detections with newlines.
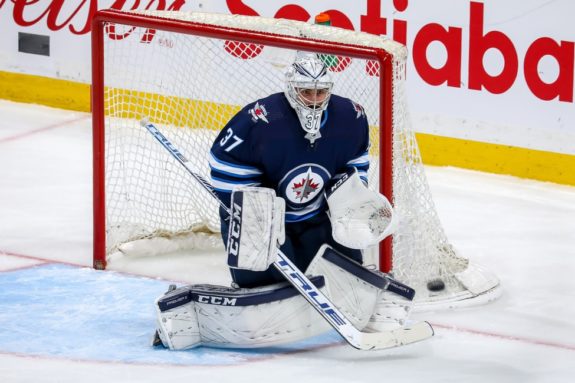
248, 101, 269, 123
329, 95, 366, 121
350, 100, 366, 119
245, 93, 290, 125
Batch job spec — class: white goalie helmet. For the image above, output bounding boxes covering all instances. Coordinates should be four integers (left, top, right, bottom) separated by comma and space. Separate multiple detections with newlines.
284, 52, 334, 144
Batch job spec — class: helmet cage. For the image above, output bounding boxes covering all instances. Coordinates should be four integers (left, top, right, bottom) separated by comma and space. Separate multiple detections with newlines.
288, 81, 333, 112
284, 53, 334, 142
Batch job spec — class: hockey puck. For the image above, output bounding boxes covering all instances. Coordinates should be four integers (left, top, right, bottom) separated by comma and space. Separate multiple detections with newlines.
427, 279, 445, 291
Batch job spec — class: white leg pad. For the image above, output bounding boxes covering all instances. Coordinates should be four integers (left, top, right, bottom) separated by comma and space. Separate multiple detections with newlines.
154, 278, 330, 350
194, 282, 329, 348
306, 245, 413, 333
306, 245, 383, 329
154, 247, 412, 350
155, 286, 201, 350
364, 289, 412, 332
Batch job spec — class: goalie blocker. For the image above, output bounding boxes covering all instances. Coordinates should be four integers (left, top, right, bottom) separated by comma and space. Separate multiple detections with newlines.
153, 245, 431, 350
226, 186, 285, 272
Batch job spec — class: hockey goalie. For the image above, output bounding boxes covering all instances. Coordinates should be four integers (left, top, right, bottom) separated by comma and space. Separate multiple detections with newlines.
152, 52, 433, 350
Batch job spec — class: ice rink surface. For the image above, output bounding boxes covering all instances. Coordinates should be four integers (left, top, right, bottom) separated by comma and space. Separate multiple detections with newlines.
0, 99, 574, 382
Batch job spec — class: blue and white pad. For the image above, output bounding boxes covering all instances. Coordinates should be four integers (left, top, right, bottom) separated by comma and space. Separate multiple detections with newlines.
307, 245, 412, 332
307, 244, 386, 329
154, 285, 201, 350
154, 276, 329, 350
227, 186, 285, 271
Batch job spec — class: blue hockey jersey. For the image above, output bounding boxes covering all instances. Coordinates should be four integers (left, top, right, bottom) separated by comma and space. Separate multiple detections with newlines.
209, 92, 370, 223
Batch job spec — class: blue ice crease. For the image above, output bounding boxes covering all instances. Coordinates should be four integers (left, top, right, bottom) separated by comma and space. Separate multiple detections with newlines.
0, 264, 342, 365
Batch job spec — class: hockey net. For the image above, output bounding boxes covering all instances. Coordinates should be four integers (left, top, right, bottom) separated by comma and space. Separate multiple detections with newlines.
92, 9, 501, 309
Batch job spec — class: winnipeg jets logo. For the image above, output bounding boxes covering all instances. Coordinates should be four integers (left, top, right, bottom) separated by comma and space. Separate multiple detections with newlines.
292, 168, 320, 202
351, 101, 365, 119
280, 164, 330, 207
249, 102, 269, 123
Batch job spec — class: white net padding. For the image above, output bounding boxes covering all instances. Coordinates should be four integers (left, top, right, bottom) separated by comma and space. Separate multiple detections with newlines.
94, 10, 501, 309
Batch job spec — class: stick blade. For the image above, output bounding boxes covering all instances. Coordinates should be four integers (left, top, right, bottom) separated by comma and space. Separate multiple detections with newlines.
355, 321, 434, 350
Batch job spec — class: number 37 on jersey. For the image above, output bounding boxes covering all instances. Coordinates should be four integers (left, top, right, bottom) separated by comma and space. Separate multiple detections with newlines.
220, 128, 244, 152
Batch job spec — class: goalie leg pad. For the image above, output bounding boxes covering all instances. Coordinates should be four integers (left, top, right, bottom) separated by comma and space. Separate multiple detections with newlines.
154, 277, 330, 350
364, 287, 413, 333
306, 244, 388, 329
154, 285, 201, 350
306, 245, 413, 332
227, 186, 285, 271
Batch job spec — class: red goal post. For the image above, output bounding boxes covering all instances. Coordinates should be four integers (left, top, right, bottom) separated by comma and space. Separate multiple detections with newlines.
91, 9, 501, 309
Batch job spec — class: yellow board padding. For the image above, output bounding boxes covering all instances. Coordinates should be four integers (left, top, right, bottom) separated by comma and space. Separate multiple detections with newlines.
105, 88, 240, 130
1, 70, 574, 186
417, 133, 575, 186
0, 71, 90, 112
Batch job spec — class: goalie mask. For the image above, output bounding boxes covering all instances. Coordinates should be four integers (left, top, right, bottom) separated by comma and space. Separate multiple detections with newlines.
284, 53, 333, 144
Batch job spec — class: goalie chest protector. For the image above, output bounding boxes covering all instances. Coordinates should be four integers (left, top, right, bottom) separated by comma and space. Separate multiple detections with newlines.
210, 92, 370, 223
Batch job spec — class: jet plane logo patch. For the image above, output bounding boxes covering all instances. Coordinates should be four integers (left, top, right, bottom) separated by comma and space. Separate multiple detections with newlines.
292, 174, 320, 202
351, 101, 365, 119
280, 165, 330, 207
249, 102, 269, 123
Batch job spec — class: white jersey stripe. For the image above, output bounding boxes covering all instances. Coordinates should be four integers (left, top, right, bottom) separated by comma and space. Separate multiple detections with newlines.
209, 152, 263, 178
284, 197, 325, 222
346, 151, 369, 167
211, 176, 260, 192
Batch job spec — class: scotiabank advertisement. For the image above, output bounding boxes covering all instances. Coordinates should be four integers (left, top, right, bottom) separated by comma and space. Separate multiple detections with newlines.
0, 0, 573, 156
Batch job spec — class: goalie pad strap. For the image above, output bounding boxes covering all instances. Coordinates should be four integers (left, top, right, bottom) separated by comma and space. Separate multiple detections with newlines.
157, 285, 194, 312
321, 248, 388, 290
157, 276, 325, 312
321, 250, 415, 300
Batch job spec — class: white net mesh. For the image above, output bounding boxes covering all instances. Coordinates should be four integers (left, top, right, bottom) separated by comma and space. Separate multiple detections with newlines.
95, 10, 500, 308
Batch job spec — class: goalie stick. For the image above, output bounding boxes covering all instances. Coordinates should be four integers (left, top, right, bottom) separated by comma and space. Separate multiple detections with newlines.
141, 119, 433, 350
